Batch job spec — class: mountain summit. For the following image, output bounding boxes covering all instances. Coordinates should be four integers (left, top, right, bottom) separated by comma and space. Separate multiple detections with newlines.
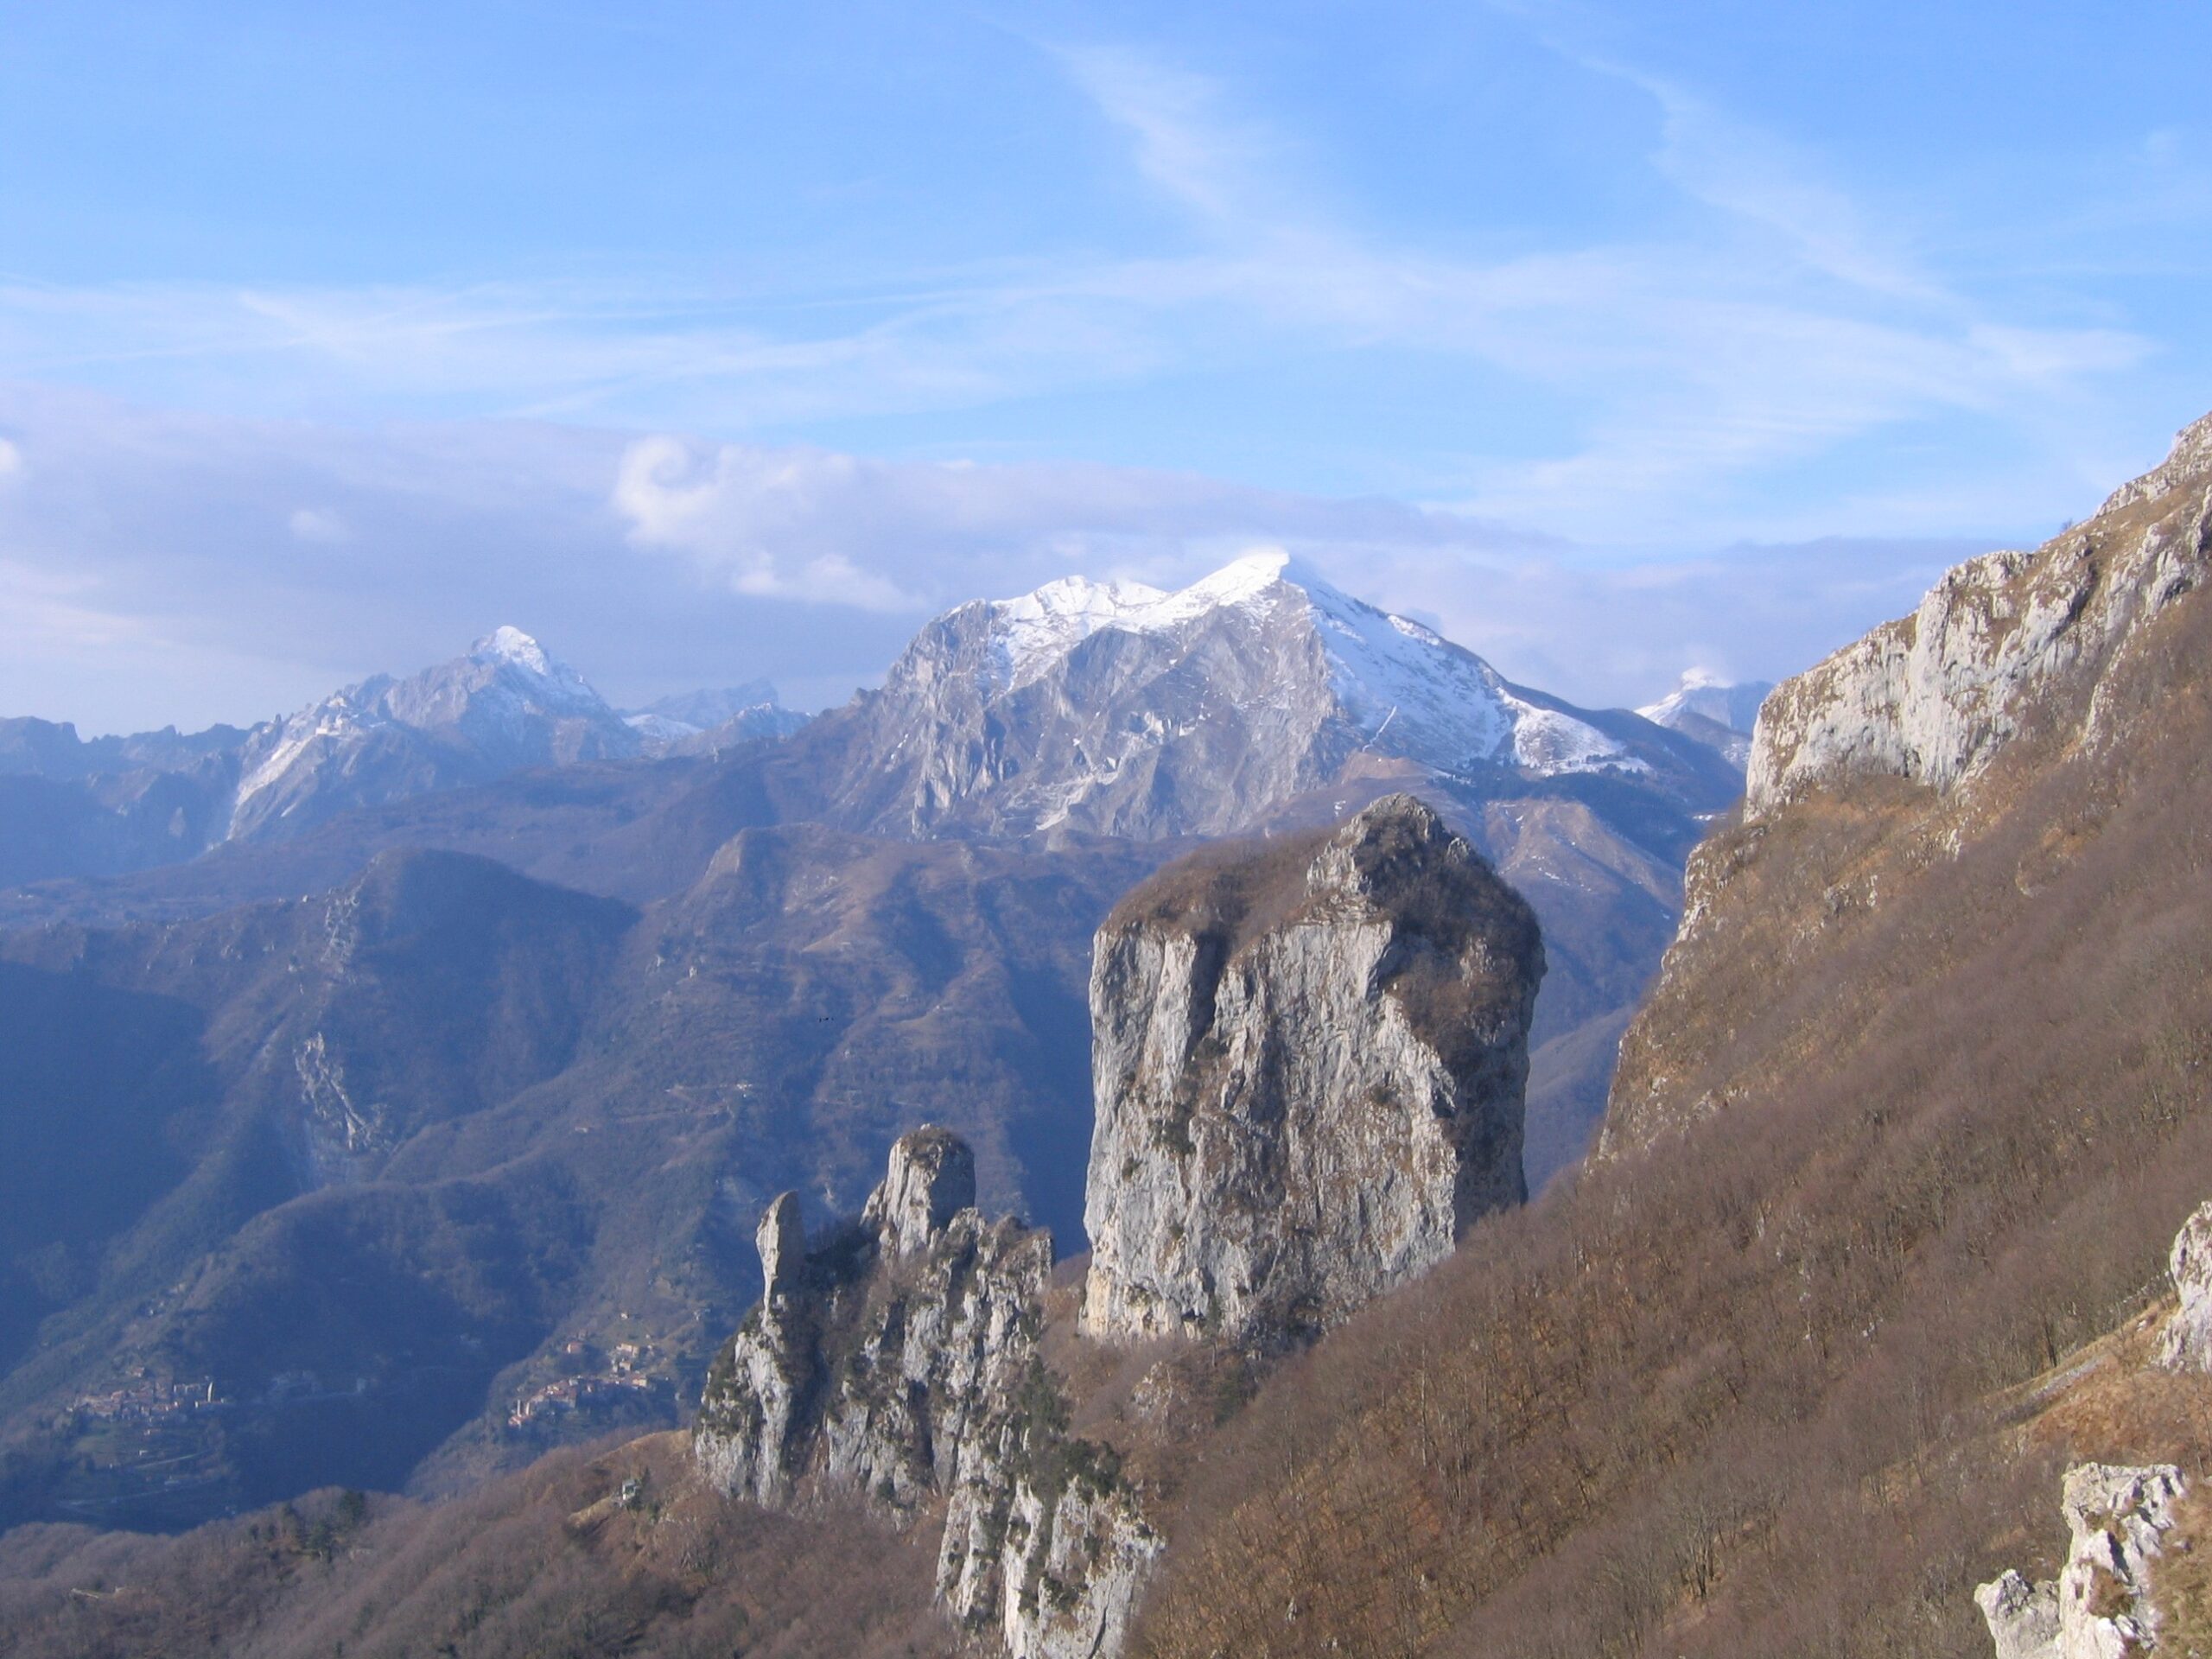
1637, 670, 1773, 770
814, 550, 1692, 843
227, 627, 642, 841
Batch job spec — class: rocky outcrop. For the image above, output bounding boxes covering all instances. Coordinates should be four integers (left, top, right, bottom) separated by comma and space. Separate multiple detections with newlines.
1747, 414, 2212, 818
695, 1129, 1050, 1511
695, 1127, 1160, 1658
1976, 1463, 2188, 1658
2157, 1200, 2212, 1371
1082, 794, 1543, 1347
862, 1124, 977, 1257
1606, 410, 2212, 1158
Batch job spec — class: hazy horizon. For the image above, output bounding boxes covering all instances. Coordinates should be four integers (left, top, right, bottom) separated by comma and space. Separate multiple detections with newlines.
5, 3, 2208, 731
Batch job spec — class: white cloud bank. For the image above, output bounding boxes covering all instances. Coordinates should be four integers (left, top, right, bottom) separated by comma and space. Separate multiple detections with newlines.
0, 384, 2010, 737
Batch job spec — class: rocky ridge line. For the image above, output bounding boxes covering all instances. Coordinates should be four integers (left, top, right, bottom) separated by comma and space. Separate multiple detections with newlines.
1605, 409, 2212, 1158
1745, 413, 2212, 817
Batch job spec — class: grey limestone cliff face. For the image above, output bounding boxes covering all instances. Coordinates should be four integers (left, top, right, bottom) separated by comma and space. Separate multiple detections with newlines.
1082, 794, 1543, 1347
1605, 410, 2212, 1158
2158, 1198, 2212, 1372
695, 1128, 1159, 1659
1746, 413, 2212, 818
1976, 1463, 2188, 1659
695, 1129, 1048, 1511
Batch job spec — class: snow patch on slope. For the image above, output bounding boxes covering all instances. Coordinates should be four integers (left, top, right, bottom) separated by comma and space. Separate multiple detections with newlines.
1503, 698, 1643, 774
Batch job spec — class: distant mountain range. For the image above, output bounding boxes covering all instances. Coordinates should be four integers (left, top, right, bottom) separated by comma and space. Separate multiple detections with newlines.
0, 632, 809, 885
0, 553, 1763, 1529
621, 681, 811, 753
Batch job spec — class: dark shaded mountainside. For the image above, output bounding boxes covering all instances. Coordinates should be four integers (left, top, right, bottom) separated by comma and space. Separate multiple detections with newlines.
0, 552, 1735, 1535
0, 830, 1140, 1529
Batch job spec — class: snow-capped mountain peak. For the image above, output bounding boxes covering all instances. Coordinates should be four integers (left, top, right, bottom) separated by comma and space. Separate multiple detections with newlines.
474, 625, 554, 675
996, 550, 1639, 784
1635, 671, 1775, 773
227, 630, 640, 840
457, 626, 609, 716
1637, 671, 1773, 736
836, 552, 1678, 844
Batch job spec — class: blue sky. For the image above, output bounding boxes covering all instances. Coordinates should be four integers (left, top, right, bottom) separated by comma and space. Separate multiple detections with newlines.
2, 2, 2209, 729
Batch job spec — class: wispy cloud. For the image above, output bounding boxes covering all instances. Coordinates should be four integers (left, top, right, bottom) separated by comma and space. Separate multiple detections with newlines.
1041, 35, 2153, 531
0, 32, 2159, 548
1051, 43, 1292, 231
1599, 64, 1945, 304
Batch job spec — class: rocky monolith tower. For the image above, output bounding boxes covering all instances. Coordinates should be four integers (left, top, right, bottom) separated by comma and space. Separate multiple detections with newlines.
1081, 794, 1544, 1348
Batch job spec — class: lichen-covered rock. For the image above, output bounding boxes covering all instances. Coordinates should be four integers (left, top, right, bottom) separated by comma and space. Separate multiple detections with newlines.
696, 1126, 1155, 1657
1975, 1462, 2187, 1658
1082, 793, 1542, 1348
2158, 1200, 2212, 1371
1748, 413, 2212, 818
1977, 1570, 2061, 1659
1000, 1472, 1162, 1659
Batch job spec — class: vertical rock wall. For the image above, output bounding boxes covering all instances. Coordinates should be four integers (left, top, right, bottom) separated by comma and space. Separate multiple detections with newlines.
1081, 794, 1543, 1347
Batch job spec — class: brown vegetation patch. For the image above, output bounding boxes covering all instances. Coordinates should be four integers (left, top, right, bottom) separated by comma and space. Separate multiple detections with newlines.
2152, 1486, 2212, 1656
0, 1432, 952, 1659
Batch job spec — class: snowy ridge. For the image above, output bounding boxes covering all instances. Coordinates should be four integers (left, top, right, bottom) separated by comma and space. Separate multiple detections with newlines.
983, 555, 1298, 693
981, 550, 1638, 780
1637, 670, 1771, 735
226, 627, 641, 837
